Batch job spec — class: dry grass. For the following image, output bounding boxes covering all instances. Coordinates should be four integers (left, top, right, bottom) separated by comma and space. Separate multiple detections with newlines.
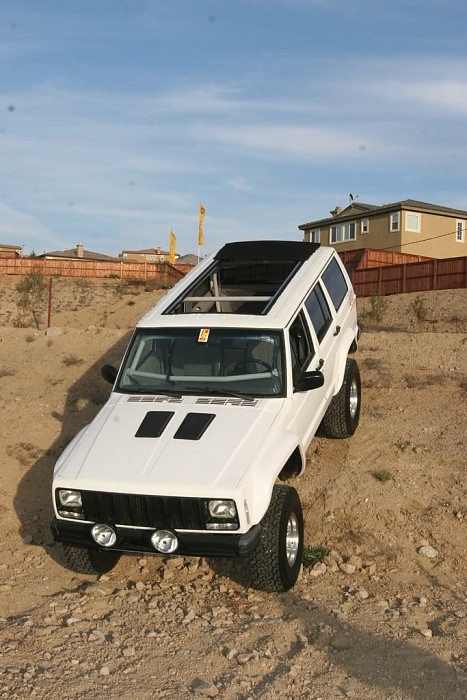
0, 368, 16, 378
62, 354, 84, 367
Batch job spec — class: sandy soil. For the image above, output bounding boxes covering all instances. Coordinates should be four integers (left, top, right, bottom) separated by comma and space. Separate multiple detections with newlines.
0, 275, 466, 700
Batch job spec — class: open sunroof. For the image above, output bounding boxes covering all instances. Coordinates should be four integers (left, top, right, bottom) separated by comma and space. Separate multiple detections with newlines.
164, 240, 320, 316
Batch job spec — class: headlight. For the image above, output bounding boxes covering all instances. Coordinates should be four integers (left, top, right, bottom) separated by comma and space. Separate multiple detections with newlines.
56, 489, 84, 519
205, 499, 239, 530
208, 500, 237, 519
58, 489, 82, 508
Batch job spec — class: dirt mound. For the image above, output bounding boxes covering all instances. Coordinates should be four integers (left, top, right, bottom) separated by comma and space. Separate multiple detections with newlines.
0, 277, 466, 699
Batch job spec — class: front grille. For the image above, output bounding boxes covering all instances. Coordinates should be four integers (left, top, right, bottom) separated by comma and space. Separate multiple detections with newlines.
81, 491, 206, 530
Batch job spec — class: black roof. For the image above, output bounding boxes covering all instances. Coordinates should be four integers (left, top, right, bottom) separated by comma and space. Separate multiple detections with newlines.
216, 240, 320, 262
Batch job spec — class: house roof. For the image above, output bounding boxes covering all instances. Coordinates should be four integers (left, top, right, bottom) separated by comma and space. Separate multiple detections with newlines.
299, 199, 467, 230
37, 246, 118, 261
175, 254, 201, 265
0, 243, 22, 250
120, 248, 170, 255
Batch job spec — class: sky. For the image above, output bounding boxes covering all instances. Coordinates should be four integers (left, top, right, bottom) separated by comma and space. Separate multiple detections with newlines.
1, 0, 466, 258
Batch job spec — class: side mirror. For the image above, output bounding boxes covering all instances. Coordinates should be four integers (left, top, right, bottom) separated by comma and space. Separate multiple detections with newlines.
294, 370, 324, 392
101, 364, 118, 385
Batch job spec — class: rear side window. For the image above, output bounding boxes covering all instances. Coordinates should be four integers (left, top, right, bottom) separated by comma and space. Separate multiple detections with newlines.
322, 257, 349, 311
305, 284, 332, 342
289, 312, 314, 383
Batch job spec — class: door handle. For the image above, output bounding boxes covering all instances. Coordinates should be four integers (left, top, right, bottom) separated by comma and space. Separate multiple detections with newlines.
317, 359, 324, 370
333, 325, 341, 336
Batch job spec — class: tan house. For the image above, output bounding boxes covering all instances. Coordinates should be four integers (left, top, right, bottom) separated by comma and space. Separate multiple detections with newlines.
0, 243, 22, 258
119, 247, 175, 263
299, 199, 467, 259
37, 242, 118, 261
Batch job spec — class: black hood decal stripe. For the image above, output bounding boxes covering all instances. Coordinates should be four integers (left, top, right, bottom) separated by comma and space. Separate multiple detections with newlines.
173, 413, 215, 441
135, 411, 174, 438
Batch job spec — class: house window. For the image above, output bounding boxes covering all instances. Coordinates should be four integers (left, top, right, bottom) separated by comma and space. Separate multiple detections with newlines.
390, 213, 400, 232
456, 220, 465, 243
343, 222, 356, 241
330, 222, 356, 244
406, 212, 421, 232
305, 229, 320, 243
146, 254, 156, 260
361, 219, 369, 234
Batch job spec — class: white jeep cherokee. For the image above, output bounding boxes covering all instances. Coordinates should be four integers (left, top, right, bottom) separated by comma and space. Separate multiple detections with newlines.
51, 241, 361, 592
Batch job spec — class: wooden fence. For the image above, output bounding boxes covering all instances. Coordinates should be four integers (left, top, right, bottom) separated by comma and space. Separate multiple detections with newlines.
1, 250, 465, 299
351, 255, 467, 297
0, 257, 189, 285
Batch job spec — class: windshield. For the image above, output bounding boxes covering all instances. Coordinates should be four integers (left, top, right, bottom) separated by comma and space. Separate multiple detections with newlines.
117, 328, 284, 398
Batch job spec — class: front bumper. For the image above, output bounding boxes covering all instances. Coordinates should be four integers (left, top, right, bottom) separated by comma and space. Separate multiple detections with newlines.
50, 518, 261, 558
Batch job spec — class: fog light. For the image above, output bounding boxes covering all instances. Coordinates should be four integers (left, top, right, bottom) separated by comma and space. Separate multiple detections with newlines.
91, 523, 117, 547
151, 529, 178, 554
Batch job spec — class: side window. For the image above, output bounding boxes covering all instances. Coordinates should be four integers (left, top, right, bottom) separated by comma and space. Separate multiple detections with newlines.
321, 257, 349, 311
305, 283, 332, 342
289, 313, 314, 383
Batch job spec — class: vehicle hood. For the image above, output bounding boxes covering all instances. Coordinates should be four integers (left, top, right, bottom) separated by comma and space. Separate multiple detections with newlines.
54, 394, 284, 496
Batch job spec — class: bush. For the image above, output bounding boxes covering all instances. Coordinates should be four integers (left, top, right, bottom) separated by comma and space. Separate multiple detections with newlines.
15, 269, 47, 329
368, 290, 388, 325
409, 296, 428, 325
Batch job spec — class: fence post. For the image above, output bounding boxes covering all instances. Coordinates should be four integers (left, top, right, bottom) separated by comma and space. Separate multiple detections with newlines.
47, 277, 53, 328
402, 264, 406, 294
378, 266, 382, 293
432, 260, 437, 291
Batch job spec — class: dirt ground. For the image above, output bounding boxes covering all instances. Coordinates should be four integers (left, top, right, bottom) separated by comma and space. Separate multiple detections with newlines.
0, 275, 466, 700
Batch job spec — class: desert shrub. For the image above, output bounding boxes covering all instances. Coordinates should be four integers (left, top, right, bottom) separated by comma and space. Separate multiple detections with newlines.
15, 268, 47, 329
62, 354, 84, 367
367, 290, 388, 325
302, 546, 329, 568
0, 368, 16, 378
372, 470, 393, 483
405, 373, 445, 388
409, 296, 428, 325
362, 357, 384, 370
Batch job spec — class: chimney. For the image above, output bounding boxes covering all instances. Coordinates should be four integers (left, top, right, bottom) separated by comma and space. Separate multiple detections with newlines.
330, 206, 342, 217
77, 242, 84, 258
156, 246, 161, 255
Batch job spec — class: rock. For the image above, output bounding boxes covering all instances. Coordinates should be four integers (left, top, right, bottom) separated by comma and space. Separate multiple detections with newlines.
121, 646, 136, 658
309, 562, 327, 577
45, 327, 63, 338
88, 630, 106, 644
236, 653, 252, 665
99, 666, 110, 676
347, 555, 362, 570
420, 628, 433, 638
223, 647, 238, 660
339, 563, 356, 575
418, 545, 438, 559
191, 679, 219, 696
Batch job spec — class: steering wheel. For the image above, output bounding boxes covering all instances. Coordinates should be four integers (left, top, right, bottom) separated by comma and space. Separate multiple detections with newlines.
234, 359, 273, 373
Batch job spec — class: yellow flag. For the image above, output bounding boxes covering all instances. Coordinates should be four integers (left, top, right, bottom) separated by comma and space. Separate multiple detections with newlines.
169, 229, 176, 264
198, 202, 205, 246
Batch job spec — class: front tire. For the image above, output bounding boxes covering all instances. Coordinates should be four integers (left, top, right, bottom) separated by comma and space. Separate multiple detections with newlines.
322, 358, 361, 439
249, 485, 303, 592
62, 544, 121, 575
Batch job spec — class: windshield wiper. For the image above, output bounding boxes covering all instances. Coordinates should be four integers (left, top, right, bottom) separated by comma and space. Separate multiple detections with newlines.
198, 388, 256, 401
123, 387, 183, 398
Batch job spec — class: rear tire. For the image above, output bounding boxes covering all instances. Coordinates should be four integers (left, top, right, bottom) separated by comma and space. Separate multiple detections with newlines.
62, 544, 121, 575
249, 485, 303, 592
322, 358, 361, 439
